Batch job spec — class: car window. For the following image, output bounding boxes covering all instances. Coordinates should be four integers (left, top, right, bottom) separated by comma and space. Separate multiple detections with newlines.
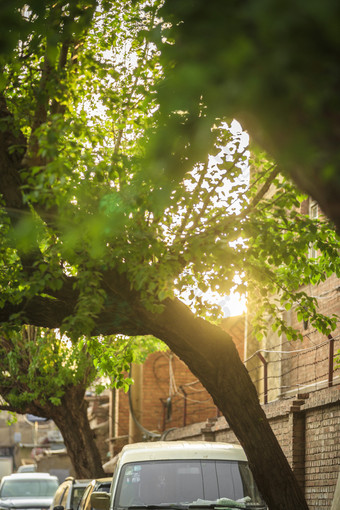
80, 481, 111, 510
71, 487, 88, 510
17, 465, 36, 473
0, 479, 59, 498
95, 483, 110, 495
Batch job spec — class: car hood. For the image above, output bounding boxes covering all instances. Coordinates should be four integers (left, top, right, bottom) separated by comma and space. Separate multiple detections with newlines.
0, 497, 53, 509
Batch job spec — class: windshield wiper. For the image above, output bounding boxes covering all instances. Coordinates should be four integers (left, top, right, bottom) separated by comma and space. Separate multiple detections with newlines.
188, 504, 266, 510
128, 505, 187, 510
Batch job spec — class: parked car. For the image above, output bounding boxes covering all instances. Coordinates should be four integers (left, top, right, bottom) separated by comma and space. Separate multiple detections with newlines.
50, 477, 90, 510
78, 478, 111, 510
0, 472, 59, 510
91, 442, 267, 510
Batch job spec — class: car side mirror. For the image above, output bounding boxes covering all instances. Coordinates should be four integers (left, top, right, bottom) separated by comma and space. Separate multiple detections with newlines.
90, 491, 110, 510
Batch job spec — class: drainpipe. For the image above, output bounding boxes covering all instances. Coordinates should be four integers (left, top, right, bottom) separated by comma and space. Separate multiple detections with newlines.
328, 334, 335, 388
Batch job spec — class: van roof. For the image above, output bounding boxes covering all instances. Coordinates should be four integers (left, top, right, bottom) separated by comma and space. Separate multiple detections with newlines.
1, 472, 59, 481
118, 441, 246, 464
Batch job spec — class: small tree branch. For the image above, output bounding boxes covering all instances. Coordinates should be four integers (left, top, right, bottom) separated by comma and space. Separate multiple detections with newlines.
0, 404, 18, 413
244, 164, 280, 214
175, 160, 209, 238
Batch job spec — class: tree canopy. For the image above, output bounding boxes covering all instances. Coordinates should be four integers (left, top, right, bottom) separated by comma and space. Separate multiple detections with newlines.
154, 0, 340, 233
0, 2, 339, 509
0, 324, 105, 477
0, 0, 338, 338
0, 324, 163, 477
0, 326, 161, 412
0, 326, 93, 410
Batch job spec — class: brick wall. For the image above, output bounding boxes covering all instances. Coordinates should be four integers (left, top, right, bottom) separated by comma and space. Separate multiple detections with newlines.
114, 315, 245, 441
163, 386, 340, 510
243, 274, 340, 404
303, 388, 340, 509
281, 274, 340, 396
116, 351, 218, 439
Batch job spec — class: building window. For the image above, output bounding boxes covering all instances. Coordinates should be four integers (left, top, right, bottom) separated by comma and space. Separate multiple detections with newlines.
310, 200, 318, 220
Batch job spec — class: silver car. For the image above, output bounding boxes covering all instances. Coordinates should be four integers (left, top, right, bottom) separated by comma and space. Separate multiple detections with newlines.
0, 472, 59, 510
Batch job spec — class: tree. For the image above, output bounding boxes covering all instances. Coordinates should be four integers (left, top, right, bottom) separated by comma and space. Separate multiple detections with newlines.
0, 324, 161, 477
0, 325, 105, 478
0, 2, 339, 509
154, 0, 340, 233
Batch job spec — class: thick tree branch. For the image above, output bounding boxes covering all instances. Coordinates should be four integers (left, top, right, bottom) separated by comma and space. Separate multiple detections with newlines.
245, 165, 280, 213
0, 267, 148, 336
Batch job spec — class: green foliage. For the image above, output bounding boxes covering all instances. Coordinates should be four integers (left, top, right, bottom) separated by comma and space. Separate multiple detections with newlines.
0, 0, 339, 377
86, 334, 167, 392
0, 321, 164, 415
4, 412, 17, 426
154, 0, 340, 186
0, 327, 94, 410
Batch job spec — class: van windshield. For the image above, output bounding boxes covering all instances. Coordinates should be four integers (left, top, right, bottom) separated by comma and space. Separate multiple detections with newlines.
114, 460, 265, 509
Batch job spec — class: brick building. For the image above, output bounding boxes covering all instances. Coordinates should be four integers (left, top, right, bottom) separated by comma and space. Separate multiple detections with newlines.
106, 315, 245, 452
245, 272, 340, 404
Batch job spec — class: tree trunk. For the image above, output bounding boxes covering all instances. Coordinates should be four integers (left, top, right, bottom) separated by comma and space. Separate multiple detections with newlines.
48, 387, 105, 479
142, 298, 309, 510
0, 271, 310, 505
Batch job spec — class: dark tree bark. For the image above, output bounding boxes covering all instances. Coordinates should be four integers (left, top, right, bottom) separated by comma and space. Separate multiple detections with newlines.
48, 386, 105, 478
0, 367, 104, 478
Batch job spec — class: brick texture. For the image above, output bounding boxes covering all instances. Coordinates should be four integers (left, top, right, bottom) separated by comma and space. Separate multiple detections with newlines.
164, 387, 340, 510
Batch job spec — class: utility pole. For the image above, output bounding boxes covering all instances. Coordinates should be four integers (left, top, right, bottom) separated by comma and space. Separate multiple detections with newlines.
129, 363, 144, 443
109, 387, 118, 458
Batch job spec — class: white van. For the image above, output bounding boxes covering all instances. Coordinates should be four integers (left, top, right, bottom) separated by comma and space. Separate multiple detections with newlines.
92, 442, 266, 510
